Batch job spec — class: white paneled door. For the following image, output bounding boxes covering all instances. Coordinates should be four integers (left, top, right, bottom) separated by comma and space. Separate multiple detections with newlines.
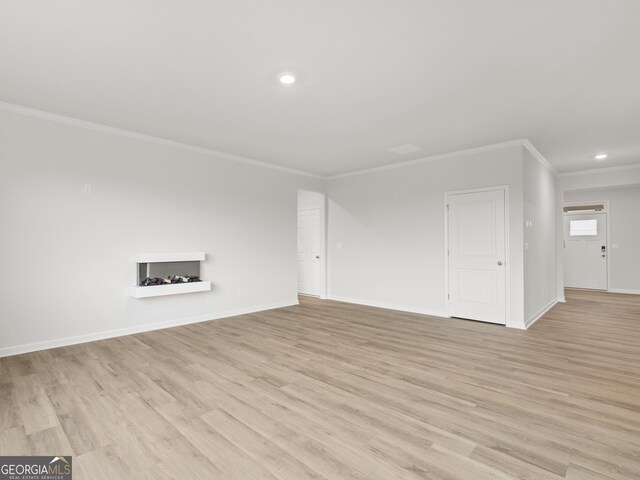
297, 208, 321, 296
563, 213, 607, 290
447, 189, 507, 325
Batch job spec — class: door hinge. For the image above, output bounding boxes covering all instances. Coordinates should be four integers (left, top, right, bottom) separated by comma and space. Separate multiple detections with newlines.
446, 204, 449, 212
447, 293, 450, 300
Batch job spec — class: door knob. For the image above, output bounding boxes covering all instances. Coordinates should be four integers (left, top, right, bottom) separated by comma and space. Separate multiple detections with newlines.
497, 261, 503, 266
315, 255, 320, 259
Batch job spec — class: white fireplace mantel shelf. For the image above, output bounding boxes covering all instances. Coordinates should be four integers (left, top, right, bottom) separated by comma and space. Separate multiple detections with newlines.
132, 281, 211, 298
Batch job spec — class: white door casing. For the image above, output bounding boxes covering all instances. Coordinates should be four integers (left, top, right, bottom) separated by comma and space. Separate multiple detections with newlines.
447, 189, 507, 325
297, 208, 321, 296
563, 213, 607, 290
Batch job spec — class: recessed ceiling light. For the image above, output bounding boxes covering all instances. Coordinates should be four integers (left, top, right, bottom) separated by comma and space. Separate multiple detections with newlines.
594, 153, 608, 160
279, 73, 296, 85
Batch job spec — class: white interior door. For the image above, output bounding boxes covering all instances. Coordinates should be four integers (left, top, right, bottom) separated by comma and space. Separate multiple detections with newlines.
297, 208, 321, 296
563, 213, 607, 290
447, 189, 507, 325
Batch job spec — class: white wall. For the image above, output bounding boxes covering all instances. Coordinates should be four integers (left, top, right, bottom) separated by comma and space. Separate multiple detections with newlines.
327, 146, 526, 328
0, 107, 579, 354
0, 109, 323, 356
297, 189, 327, 298
298, 189, 325, 211
523, 150, 557, 326
564, 186, 640, 293
555, 165, 640, 299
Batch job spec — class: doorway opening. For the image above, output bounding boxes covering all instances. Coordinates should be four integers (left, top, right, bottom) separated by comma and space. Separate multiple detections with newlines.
297, 190, 326, 299
562, 184, 640, 297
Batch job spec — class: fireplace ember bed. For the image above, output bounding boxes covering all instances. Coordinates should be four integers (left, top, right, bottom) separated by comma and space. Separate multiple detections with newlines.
131, 252, 212, 298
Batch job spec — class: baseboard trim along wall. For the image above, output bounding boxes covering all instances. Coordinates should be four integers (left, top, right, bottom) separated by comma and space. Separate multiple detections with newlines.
608, 289, 640, 295
327, 295, 448, 319
0, 300, 298, 358
525, 298, 559, 329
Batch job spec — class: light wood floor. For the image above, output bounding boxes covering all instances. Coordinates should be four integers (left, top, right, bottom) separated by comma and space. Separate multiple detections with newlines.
1, 289, 639, 479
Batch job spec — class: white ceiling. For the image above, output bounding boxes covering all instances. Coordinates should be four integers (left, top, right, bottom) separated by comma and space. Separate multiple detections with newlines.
1, 0, 639, 176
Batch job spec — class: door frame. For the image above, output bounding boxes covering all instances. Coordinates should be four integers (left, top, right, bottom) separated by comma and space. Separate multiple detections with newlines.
297, 206, 327, 299
444, 185, 510, 323
562, 200, 610, 291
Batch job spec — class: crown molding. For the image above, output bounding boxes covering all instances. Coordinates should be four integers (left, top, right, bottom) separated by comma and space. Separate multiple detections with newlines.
1, 101, 563, 181
558, 163, 640, 178
328, 139, 531, 179
522, 139, 558, 175
0, 101, 325, 179
328, 138, 556, 179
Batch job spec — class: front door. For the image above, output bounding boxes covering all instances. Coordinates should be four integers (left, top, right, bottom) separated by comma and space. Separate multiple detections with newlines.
447, 189, 507, 325
563, 213, 607, 290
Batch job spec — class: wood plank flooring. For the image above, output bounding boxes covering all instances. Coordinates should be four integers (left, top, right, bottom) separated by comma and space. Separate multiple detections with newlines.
1, 288, 639, 479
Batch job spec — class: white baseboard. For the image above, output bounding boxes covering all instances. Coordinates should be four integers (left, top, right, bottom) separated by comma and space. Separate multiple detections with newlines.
506, 323, 526, 330
608, 289, 640, 295
525, 298, 559, 329
327, 295, 447, 319
557, 296, 566, 303
0, 300, 298, 358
